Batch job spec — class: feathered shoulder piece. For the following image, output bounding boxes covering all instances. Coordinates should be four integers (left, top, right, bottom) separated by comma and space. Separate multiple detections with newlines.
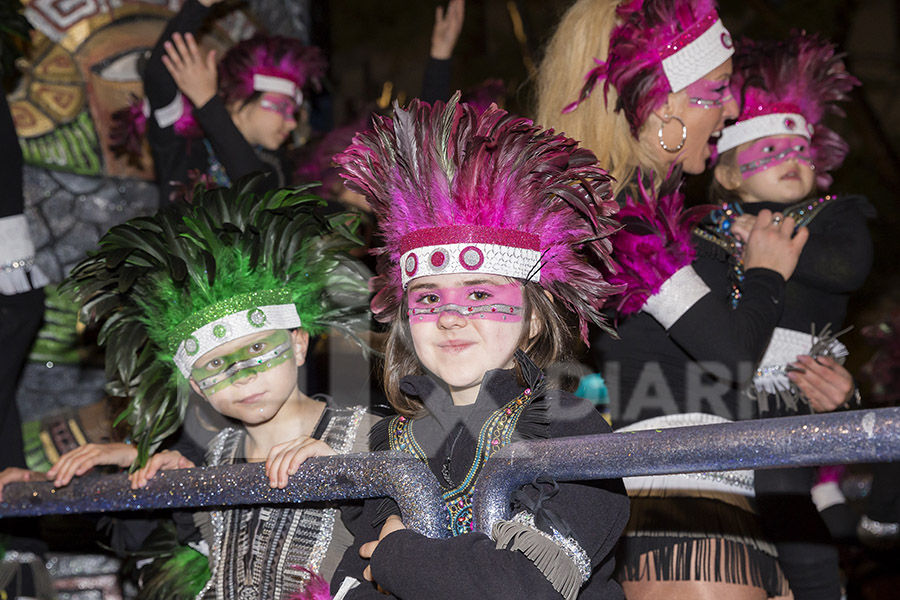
564, 0, 733, 136
335, 92, 621, 341
605, 167, 712, 316
717, 31, 860, 189
60, 176, 370, 464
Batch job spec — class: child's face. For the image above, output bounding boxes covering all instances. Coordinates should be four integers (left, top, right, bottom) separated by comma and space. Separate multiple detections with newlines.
232, 92, 298, 151
407, 273, 530, 402
188, 329, 308, 425
733, 134, 815, 204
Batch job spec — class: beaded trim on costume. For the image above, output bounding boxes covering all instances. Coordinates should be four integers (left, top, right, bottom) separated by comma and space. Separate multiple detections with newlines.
198, 406, 367, 600
694, 196, 837, 309
388, 387, 535, 536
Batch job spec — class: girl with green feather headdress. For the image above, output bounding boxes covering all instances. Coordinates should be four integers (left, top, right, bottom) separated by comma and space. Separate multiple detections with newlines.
46, 178, 378, 599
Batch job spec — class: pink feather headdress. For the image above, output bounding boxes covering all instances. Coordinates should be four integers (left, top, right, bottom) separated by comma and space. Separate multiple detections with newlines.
110, 35, 325, 159
335, 93, 622, 341
564, 0, 734, 136
219, 35, 326, 107
716, 31, 860, 189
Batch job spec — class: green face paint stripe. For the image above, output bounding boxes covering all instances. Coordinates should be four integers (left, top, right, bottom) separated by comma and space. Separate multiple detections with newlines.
191, 330, 292, 387
200, 350, 294, 395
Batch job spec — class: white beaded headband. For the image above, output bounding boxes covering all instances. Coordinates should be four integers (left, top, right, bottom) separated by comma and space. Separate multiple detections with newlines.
660, 11, 734, 93
169, 289, 302, 378
253, 74, 303, 103
399, 225, 542, 288
717, 112, 812, 154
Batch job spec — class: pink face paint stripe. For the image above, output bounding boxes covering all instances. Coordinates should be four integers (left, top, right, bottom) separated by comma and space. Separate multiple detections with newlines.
738, 136, 812, 178
685, 78, 731, 108
407, 282, 524, 323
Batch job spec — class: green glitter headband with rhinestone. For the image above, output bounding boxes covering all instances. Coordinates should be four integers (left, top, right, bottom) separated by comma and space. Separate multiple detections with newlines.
61, 176, 371, 466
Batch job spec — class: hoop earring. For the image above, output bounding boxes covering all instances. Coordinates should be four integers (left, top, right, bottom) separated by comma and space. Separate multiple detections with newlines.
658, 115, 687, 153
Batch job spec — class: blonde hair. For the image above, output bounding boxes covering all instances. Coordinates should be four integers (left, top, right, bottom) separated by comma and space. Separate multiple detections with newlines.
534, 0, 665, 195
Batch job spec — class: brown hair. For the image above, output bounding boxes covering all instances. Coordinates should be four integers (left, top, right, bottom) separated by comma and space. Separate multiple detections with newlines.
709, 148, 745, 205
534, 0, 665, 196
381, 281, 574, 418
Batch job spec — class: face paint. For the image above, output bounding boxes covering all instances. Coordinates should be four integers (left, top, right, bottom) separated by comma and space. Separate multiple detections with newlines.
258, 93, 297, 120
685, 78, 733, 109
737, 136, 812, 178
407, 281, 524, 324
192, 330, 293, 394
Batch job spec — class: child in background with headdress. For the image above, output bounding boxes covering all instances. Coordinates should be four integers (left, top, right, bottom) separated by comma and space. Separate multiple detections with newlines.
709, 32, 873, 599
330, 95, 629, 600
113, 0, 325, 203
42, 182, 373, 599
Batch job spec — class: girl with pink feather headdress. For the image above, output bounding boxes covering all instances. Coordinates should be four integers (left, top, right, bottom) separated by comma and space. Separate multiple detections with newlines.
327, 93, 629, 600
111, 0, 325, 204
706, 31, 873, 599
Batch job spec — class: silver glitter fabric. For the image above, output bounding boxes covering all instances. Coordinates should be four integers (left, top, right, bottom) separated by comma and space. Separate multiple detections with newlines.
0, 451, 448, 539
641, 265, 711, 329
198, 407, 363, 600
473, 407, 900, 534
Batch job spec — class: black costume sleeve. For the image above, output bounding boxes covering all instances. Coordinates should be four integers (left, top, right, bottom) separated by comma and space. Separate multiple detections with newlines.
143, 0, 273, 195
420, 57, 451, 104
191, 97, 271, 182
789, 197, 873, 294
0, 93, 23, 218
144, 0, 210, 133
335, 396, 628, 600
664, 264, 786, 381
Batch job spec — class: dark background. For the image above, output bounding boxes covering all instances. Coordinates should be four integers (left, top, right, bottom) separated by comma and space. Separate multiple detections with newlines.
318, 0, 900, 379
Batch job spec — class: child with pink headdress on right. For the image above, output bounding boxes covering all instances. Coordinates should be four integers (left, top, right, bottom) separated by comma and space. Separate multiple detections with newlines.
709, 31, 873, 599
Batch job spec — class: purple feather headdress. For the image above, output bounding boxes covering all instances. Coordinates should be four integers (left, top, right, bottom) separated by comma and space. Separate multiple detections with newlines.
604, 167, 711, 315
335, 93, 622, 341
564, 0, 734, 136
716, 31, 860, 189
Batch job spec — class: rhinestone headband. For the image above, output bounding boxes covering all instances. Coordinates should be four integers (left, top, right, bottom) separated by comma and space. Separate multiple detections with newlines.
717, 112, 811, 154
399, 225, 542, 287
660, 11, 734, 92
169, 289, 302, 377
253, 74, 302, 103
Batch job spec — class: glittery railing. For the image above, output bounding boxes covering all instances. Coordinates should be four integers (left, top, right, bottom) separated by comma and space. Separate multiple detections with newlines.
0, 451, 449, 539
474, 408, 900, 534
4, 410, 899, 542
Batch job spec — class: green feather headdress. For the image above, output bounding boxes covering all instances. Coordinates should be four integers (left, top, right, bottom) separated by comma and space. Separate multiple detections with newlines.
61, 177, 371, 466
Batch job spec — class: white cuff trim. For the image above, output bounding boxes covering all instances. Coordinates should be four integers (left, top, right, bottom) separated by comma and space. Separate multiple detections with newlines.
153, 91, 185, 129
811, 481, 845, 512
641, 265, 710, 330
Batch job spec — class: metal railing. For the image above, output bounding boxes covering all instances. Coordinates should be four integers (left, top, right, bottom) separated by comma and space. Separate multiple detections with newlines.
3, 408, 899, 538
